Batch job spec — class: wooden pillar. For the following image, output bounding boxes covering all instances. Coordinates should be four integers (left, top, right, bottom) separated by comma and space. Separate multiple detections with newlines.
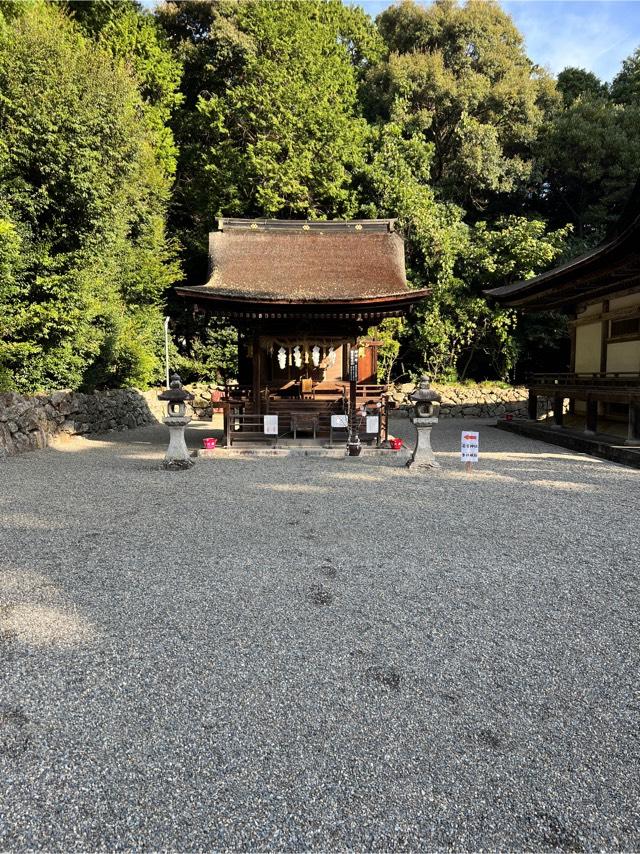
528, 389, 538, 421
600, 300, 609, 374
585, 398, 598, 434
553, 395, 564, 428
627, 402, 640, 444
568, 322, 576, 417
252, 330, 261, 415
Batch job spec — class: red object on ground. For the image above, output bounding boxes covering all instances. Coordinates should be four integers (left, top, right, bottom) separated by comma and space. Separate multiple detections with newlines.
202, 437, 218, 450
390, 438, 403, 450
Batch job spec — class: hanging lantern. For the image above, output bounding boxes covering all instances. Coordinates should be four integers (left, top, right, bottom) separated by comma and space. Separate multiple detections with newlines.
293, 346, 302, 368
277, 347, 287, 370
312, 345, 320, 367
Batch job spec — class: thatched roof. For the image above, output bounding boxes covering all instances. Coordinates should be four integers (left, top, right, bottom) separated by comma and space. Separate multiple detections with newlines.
177, 219, 422, 304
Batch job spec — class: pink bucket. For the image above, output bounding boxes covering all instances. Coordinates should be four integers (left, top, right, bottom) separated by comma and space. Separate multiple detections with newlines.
202, 437, 218, 450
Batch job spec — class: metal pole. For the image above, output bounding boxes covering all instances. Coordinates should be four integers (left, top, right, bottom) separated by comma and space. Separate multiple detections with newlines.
164, 317, 170, 389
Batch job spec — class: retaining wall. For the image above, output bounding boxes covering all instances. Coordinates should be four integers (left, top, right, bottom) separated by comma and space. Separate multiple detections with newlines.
390, 383, 530, 418
0, 388, 163, 460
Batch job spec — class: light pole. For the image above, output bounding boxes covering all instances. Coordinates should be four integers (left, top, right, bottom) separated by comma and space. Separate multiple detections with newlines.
164, 316, 170, 389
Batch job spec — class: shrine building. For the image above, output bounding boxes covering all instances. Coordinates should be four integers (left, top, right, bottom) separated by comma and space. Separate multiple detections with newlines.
487, 183, 640, 446
176, 218, 429, 441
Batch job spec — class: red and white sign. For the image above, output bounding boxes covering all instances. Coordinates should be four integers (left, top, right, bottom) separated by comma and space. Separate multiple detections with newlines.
461, 431, 479, 463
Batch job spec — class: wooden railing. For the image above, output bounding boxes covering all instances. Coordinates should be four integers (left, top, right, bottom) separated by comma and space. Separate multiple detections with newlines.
526, 372, 640, 437
221, 382, 389, 403
223, 403, 389, 446
530, 372, 640, 388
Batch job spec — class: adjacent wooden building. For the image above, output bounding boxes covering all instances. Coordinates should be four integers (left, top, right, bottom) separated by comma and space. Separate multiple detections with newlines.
487, 186, 640, 444
176, 217, 428, 440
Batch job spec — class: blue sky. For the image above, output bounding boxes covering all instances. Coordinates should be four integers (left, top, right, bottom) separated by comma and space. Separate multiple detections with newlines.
359, 0, 640, 81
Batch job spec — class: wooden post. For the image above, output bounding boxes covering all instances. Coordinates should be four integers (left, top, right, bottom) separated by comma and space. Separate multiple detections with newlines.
347, 345, 360, 454
252, 330, 261, 416
225, 404, 231, 448
553, 395, 564, 428
585, 398, 598, 434
627, 402, 640, 444
600, 300, 609, 374
528, 389, 538, 421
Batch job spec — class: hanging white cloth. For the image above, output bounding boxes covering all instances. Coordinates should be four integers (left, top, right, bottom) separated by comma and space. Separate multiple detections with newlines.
312, 345, 320, 367
327, 346, 336, 367
277, 347, 287, 370
293, 346, 302, 368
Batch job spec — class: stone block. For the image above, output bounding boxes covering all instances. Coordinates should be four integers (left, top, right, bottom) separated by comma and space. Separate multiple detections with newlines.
30, 429, 48, 449
13, 432, 31, 453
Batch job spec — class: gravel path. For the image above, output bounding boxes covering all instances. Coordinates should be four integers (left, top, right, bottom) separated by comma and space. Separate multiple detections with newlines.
0, 418, 638, 852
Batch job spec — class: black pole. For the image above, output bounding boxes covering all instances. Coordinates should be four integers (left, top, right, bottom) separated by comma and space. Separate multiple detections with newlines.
347, 347, 360, 455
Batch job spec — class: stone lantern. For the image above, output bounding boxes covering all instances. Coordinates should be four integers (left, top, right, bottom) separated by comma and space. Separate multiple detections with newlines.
158, 374, 195, 470
406, 375, 441, 469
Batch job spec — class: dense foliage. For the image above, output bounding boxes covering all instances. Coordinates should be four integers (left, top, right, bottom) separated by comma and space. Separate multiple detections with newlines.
1, 0, 638, 391
0, 1, 180, 392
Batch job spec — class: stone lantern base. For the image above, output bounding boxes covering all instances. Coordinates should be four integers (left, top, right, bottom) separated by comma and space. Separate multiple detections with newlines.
406, 416, 440, 469
162, 415, 194, 470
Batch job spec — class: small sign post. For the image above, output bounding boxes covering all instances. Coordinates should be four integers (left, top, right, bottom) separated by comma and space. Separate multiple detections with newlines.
461, 430, 479, 473
263, 414, 278, 435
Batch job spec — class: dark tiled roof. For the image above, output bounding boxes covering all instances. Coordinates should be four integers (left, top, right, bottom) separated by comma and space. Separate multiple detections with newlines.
181, 219, 411, 302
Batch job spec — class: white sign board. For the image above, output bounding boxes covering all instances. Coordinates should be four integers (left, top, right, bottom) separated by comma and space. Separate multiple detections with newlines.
366, 415, 379, 435
331, 414, 348, 428
263, 415, 278, 435
461, 431, 479, 463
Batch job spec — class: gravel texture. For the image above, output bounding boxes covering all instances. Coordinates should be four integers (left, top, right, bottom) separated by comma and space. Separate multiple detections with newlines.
0, 417, 638, 852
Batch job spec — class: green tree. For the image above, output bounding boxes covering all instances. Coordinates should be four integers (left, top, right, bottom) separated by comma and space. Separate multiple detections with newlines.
66, 0, 183, 175
457, 216, 571, 378
611, 46, 640, 105
0, 2, 178, 392
535, 94, 640, 237
365, 0, 557, 209
158, 0, 382, 239
556, 67, 608, 106
156, 0, 383, 380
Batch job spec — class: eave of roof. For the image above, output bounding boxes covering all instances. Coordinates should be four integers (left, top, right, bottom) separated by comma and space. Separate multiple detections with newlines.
175, 287, 431, 320
485, 180, 640, 310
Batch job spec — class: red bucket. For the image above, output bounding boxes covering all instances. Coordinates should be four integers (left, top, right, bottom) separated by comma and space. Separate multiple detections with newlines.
390, 438, 403, 451
202, 437, 218, 450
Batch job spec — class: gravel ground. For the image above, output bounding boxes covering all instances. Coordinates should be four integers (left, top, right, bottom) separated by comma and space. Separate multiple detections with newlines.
0, 417, 638, 852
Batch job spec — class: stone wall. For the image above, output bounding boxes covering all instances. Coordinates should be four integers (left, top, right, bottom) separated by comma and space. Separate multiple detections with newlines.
389, 382, 530, 419
0, 389, 161, 460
